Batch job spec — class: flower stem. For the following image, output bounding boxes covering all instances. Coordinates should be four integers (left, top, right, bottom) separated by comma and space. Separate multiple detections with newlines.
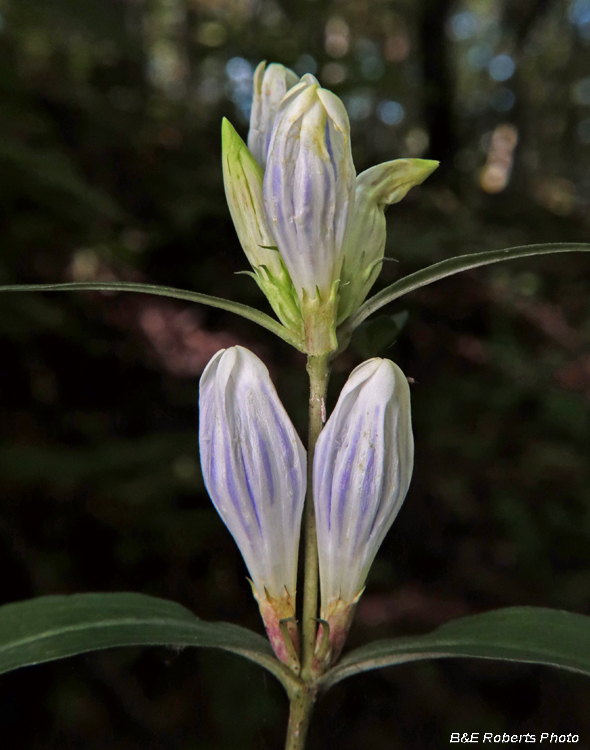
284, 354, 330, 749
301, 354, 330, 678
284, 682, 316, 750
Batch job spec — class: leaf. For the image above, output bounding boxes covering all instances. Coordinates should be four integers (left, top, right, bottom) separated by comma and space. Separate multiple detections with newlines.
0, 593, 296, 691
0, 281, 305, 351
338, 242, 590, 340
319, 607, 590, 692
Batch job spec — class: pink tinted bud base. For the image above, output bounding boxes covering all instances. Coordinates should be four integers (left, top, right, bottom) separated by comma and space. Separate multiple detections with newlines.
314, 591, 363, 672
254, 586, 300, 669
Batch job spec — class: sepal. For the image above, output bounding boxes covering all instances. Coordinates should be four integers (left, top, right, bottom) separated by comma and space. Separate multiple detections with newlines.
252, 584, 300, 673
222, 118, 304, 342
338, 159, 439, 323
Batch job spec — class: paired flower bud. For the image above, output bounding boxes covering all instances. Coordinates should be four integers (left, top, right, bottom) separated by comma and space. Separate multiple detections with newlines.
313, 358, 413, 666
199, 348, 413, 671
222, 60, 437, 355
198, 346, 306, 667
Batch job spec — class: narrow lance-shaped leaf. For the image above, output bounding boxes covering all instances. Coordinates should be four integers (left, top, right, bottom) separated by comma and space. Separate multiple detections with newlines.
0, 592, 297, 692
0, 281, 306, 351
338, 242, 590, 343
319, 606, 590, 692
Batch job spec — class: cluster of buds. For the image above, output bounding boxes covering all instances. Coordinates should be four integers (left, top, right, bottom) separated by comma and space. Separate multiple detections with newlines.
200, 62, 431, 671
222, 61, 438, 355
199, 347, 413, 670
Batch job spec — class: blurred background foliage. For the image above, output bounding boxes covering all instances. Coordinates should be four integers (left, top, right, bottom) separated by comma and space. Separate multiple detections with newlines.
1, 0, 590, 747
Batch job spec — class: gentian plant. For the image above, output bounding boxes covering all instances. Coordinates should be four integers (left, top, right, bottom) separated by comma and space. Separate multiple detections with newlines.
2, 61, 590, 748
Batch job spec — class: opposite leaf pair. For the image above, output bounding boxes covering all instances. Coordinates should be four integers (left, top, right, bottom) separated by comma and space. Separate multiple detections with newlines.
199, 346, 413, 670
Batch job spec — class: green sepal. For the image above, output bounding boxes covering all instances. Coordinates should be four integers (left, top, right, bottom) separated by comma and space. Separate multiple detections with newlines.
252, 258, 305, 347
300, 279, 340, 355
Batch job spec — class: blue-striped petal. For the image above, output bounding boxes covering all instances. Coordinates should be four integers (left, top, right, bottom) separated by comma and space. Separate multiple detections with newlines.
263, 74, 356, 300
248, 61, 299, 169
313, 358, 413, 615
199, 346, 306, 603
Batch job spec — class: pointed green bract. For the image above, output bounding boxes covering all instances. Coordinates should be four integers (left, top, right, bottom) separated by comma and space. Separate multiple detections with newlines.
222, 118, 305, 345
337, 159, 439, 324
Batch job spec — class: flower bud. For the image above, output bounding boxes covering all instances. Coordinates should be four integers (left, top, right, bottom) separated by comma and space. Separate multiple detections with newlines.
337, 159, 439, 323
222, 118, 304, 341
248, 61, 299, 169
199, 346, 306, 667
263, 74, 356, 354
313, 358, 414, 666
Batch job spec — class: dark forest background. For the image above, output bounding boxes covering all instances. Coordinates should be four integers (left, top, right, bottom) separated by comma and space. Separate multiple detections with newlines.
2, 0, 590, 747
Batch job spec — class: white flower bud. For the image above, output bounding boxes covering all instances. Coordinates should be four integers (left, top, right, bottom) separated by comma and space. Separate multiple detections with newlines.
313, 358, 413, 664
263, 75, 356, 353
248, 61, 299, 169
199, 346, 306, 665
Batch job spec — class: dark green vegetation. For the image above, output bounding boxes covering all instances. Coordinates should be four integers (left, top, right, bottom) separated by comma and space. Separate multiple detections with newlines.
1, 0, 590, 747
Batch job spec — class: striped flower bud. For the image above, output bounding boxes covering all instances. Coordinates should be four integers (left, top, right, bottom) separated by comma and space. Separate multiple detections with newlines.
263, 74, 356, 354
199, 346, 306, 668
313, 358, 414, 667
248, 61, 299, 169
337, 159, 439, 324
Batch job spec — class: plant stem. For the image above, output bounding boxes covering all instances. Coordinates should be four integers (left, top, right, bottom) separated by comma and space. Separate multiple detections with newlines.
301, 354, 330, 679
284, 354, 330, 750
284, 683, 316, 750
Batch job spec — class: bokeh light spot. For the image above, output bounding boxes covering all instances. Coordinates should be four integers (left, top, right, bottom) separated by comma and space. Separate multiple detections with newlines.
490, 87, 515, 112
344, 89, 374, 121
321, 62, 346, 86
225, 56, 253, 82
448, 12, 478, 41
294, 54, 317, 76
489, 54, 515, 82
377, 100, 404, 125
467, 42, 493, 70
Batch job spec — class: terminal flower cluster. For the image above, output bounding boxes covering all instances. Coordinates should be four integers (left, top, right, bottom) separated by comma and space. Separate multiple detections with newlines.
200, 61, 435, 670
222, 61, 438, 355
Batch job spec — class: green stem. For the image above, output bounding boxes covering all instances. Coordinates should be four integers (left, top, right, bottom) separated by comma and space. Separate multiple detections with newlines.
284, 354, 330, 750
301, 354, 330, 679
284, 683, 317, 750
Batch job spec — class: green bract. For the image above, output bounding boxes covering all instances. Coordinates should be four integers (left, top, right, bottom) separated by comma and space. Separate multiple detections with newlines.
337, 158, 439, 324
221, 118, 305, 346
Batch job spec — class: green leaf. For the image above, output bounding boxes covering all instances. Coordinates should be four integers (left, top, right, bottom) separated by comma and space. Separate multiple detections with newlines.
319, 607, 590, 692
0, 592, 296, 691
338, 242, 590, 341
0, 281, 305, 351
